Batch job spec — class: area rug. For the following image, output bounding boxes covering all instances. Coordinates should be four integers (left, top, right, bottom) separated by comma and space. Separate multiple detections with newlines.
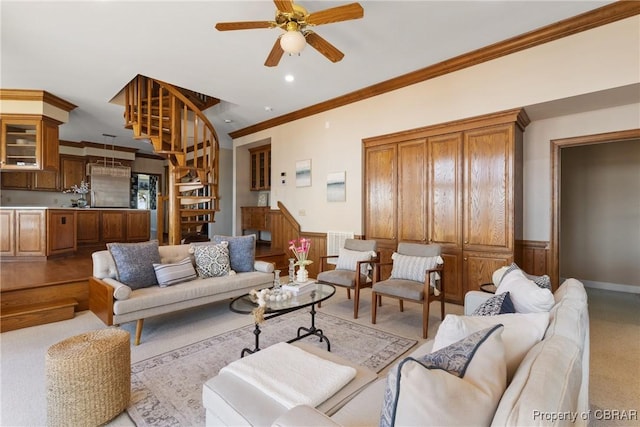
127, 310, 416, 427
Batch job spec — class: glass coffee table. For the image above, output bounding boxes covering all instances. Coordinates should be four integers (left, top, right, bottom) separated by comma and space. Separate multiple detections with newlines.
229, 283, 336, 357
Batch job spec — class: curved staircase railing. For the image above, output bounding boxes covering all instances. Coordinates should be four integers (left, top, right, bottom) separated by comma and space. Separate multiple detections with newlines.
123, 75, 219, 244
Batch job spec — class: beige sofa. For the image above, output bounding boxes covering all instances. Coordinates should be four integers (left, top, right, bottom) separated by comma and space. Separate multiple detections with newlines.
89, 244, 274, 345
205, 278, 589, 426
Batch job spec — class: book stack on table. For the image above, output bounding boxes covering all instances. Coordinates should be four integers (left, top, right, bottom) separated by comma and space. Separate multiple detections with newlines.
281, 280, 317, 294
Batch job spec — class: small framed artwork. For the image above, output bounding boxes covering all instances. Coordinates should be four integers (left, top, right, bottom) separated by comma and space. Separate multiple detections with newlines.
257, 192, 269, 207
327, 171, 346, 202
296, 159, 312, 187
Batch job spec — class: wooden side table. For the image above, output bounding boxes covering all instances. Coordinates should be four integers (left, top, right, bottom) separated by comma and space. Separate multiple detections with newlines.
480, 283, 497, 294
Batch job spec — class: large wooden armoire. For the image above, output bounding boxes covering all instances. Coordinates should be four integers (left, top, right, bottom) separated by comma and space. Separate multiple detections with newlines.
363, 109, 529, 304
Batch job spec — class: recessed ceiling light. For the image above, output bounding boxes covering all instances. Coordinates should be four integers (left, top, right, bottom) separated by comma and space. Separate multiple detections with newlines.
224, 119, 233, 123
284, 74, 295, 82
264, 106, 273, 111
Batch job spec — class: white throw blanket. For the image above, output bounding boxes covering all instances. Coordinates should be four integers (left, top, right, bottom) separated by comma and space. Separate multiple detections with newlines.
220, 342, 357, 409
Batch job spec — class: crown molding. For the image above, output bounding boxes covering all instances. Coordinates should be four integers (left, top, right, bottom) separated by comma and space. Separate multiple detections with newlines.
229, 1, 640, 139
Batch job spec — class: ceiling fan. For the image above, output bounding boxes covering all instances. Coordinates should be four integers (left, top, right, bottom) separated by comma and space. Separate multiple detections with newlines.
215, 0, 364, 67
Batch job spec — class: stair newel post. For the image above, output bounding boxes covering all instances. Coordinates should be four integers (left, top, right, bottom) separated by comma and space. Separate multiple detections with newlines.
168, 167, 182, 245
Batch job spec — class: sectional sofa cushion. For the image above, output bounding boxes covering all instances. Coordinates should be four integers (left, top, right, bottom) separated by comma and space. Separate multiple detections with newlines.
107, 240, 161, 289
212, 235, 256, 272
153, 257, 198, 287
380, 325, 506, 427
433, 312, 549, 381
495, 267, 554, 313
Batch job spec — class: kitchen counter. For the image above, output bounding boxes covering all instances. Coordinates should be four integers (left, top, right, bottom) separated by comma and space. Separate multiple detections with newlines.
1, 208, 150, 260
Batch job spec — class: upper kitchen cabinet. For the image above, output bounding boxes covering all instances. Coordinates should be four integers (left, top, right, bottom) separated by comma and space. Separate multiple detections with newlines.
249, 144, 271, 191
0, 89, 77, 171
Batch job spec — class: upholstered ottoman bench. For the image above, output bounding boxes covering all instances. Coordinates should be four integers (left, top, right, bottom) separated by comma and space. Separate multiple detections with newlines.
203, 342, 377, 426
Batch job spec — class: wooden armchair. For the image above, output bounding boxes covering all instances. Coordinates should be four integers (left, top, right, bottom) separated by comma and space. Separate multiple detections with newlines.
371, 242, 444, 338
317, 239, 379, 319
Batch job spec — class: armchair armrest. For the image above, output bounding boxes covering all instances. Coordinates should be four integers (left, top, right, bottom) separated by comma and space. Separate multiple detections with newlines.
271, 405, 341, 427
319, 255, 339, 272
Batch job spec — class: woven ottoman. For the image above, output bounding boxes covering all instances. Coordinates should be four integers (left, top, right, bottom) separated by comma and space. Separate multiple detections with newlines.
46, 328, 131, 427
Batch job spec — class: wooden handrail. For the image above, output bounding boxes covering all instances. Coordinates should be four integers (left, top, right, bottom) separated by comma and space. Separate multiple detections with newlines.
277, 201, 301, 233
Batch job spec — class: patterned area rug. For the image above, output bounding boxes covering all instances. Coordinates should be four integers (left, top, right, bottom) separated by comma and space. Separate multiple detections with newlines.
127, 310, 416, 427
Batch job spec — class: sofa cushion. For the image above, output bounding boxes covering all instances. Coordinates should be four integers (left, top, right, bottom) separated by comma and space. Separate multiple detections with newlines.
472, 292, 515, 316
213, 235, 256, 272
107, 240, 161, 289
495, 267, 554, 313
493, 263, 552, 291
153, 257, 197, 287
492, 335, 583, 426
193, 242, 230, 278
380, 325, 506, 427
433, 312, 549, 381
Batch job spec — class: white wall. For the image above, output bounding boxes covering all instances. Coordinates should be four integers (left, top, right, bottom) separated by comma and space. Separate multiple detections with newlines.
233, 16, 640, 239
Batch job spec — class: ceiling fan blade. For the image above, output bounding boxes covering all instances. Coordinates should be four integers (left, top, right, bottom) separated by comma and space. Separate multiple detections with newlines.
274, 0, 295, 14
305, 32, 344, 63
307, 3, 364, 26
265, 37, 285, 67
215, 21, 274, 31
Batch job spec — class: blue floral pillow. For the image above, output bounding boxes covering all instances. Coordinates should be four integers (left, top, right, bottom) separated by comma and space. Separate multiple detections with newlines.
212, 235, 255, 272
107, 240, 161, 289
472, 292, 516, 316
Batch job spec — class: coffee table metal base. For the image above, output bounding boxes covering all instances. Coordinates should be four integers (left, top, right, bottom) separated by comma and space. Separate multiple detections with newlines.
240, 303, 330, 357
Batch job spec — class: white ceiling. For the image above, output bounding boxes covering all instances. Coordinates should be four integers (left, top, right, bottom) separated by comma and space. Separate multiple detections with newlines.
2, 0, 616, 152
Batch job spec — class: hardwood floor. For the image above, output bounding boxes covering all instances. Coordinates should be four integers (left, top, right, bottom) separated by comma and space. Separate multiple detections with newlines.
1, 248, 94, 292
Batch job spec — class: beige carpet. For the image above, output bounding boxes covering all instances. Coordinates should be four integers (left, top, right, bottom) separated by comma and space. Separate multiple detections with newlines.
0, 286, 637, 426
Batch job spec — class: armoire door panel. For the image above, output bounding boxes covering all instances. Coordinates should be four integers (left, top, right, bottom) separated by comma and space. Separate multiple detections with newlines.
428, 133, 462, 246
365, 144, 397, 241
464, 252, 512, 291
397, 140, 426, 242
464, 125, 513, 251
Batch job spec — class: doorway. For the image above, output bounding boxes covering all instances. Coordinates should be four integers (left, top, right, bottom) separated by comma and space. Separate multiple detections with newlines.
550, 129, 640, 290
131, 173, 160, 239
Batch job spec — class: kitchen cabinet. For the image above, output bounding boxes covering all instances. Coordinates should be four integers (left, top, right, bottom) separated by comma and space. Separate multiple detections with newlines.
249, 144, 271, 191
76, 210, 100, 244
0, 116, 60, 171
60, 155, 86, 191
47, 209, 77, 256
363, 109, 528, 303
0, 209, 47, 257
1, 170, 58, 191
101, 211, 126, 243
126, 210, 151, 242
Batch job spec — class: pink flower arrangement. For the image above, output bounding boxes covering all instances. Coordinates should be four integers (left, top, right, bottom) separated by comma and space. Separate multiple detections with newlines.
289, 237, 312, 266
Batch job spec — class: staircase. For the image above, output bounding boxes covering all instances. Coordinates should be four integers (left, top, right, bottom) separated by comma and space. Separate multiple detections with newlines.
122, 75, 220, 244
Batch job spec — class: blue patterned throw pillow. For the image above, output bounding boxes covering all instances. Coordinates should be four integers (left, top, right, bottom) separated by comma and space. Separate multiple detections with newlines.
472, 292, 516, 316
193, 242, 230, 278
107, 240, 161, 289
212, 235, 255, 272
380, 325, 505, 427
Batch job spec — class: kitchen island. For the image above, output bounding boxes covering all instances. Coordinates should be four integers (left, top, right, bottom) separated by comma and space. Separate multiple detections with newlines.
0, 207, 150, 261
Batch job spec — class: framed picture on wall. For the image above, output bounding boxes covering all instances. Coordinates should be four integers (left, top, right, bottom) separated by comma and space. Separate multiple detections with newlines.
327, 171, 346, 202
257, 192, 269, 207
296, 159, 312, 187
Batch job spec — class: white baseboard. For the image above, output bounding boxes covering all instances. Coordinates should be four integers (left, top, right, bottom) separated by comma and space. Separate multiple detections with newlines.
569, 278, 640, 294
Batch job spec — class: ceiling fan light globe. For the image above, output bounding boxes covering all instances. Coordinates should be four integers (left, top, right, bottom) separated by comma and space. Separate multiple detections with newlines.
280, 30, 306, 54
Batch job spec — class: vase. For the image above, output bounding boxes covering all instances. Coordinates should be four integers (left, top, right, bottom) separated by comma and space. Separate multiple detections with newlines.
288, 259, 296, 283
77, 194, 87, 208
296, 264, 309, 283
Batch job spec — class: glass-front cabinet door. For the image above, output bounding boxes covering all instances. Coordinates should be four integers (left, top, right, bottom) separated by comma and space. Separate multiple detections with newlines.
1, 119, 41, 169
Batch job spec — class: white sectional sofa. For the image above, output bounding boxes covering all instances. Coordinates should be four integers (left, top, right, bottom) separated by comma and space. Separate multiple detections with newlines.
205, 278, 590, 426
90, 242, 274, 345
